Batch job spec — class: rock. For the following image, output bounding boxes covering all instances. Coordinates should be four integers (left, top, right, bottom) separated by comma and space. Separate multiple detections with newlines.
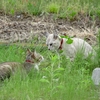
92, 68, 100, 85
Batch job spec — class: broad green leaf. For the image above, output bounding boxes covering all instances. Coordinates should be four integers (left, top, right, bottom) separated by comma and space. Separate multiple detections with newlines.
66, 38, 73, 44
40, 79, 50, 84
54, 73, 62, 77
60, 35, 73, 44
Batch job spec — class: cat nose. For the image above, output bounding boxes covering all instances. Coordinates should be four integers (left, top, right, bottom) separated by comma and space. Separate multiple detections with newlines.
48, 48, 50, 50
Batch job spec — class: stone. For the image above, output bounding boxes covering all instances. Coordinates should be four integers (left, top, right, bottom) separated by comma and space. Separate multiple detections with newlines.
92, 68, 100, 85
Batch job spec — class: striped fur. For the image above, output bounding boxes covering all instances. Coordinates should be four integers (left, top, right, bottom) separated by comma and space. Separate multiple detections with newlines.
0, 49, 44, 80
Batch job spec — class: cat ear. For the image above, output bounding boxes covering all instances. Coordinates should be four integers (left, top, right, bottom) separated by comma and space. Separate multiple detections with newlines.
27, 48, 31, 54
41, 31, 50, 38
53, 33, 58, 39
33, 50, 36, 55
31, 52, 36, 59
31, 49, 36, 56
45, 32, 49, 38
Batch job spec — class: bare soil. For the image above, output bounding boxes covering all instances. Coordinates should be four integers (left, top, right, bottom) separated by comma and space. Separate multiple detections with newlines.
0, 12, 100, 46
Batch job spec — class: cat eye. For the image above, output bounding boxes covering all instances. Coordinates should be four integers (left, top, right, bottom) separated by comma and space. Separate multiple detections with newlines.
50, 43, 53, 46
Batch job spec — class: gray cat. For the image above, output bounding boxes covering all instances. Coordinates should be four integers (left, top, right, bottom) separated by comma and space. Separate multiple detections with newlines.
0, 49, 44, 80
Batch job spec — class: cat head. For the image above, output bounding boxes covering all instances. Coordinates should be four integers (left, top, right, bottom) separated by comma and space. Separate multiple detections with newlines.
46, 33, 61, 51
26, 49, 44, 63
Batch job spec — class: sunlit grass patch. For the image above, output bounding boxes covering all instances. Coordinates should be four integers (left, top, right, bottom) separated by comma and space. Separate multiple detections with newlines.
27, 1, 42, 15
45, 2, 60, 14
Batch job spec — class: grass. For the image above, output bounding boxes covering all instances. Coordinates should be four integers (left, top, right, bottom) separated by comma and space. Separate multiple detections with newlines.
0, 0, 100, 19
0, 36, 100, 100
45, 2, 60, 14
0, 0, 100, 99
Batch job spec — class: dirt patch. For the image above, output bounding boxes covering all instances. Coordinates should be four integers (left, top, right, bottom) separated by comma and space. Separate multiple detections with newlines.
0, 13, 99, 46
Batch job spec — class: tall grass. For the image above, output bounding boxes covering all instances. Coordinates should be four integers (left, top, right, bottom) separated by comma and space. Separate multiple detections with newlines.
0, 0, 100, 19
0, 42, 99, 100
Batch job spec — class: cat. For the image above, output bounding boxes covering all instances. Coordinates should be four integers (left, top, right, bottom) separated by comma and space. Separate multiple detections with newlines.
0, 49, 44, 80
45, 33, 96, 61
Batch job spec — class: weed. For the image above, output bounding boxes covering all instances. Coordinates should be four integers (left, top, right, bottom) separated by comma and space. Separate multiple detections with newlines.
27, 1, 42, 15
0, 0, 100, 19
45, 2, 60, 14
